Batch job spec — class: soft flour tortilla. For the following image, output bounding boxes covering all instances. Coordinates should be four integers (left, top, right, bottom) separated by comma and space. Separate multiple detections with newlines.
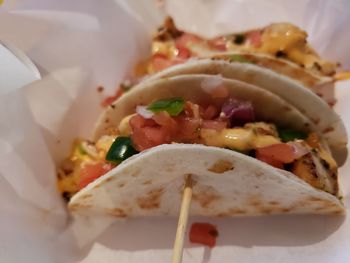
143, 59, 347, 160
186, 51, 336, 105
95, 74, 346, 164
208, 52, 335, 96
94, 75, 317, 140
69, 144, 344, 217
67, 75, 345, 217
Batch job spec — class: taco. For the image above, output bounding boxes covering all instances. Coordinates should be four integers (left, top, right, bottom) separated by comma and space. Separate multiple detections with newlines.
136, 17, 338, 106
143, 58, 347, 164
59, 75, 344, 217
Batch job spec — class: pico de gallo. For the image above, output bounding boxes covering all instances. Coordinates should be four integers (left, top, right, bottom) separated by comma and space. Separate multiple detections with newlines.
58, 92, 338, 201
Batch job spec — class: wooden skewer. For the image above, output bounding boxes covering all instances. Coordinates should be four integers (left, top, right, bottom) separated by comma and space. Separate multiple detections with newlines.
171, 174, 193, 263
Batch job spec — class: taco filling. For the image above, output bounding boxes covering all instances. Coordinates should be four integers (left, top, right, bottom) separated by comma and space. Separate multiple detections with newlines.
58, 95, 338, 201
145, 17, 337, 76
106, 18, 338, 108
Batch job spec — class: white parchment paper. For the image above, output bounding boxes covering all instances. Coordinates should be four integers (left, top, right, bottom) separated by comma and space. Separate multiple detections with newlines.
1, 0, 350, 262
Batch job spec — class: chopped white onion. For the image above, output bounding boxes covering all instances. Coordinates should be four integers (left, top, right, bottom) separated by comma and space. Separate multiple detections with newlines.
288, 141, 309, 159
201, 75, 223, 93
136, 105, 154, 119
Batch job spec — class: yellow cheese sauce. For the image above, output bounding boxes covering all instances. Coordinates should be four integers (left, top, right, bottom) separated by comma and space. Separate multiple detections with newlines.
118, 114, 135, 135
201, 128, 280, 151
118, 114, 281, 151
57, 135, 117, 197
149, 22, 337, 76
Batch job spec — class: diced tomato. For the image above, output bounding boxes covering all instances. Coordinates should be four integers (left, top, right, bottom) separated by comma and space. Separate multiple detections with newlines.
176, 46, 191, 59
256, 143, 296, 166
152, 55, 174, 72
202, 120, 227, 131
130, 114, 172, 151
208, 36, 227, 51
201, 105, 219, 120
175, 33, 201, 50
142, 126, 170, 149
152, 111, 177, 130
184, 101, 200, 118
79, 162, 114, 189
129, 114, 157, 129
246, 30, 262, 48
174, 116, 201, 142
189, 222, 218, 248
255, 155, 284, 169
101, 89, 124, 107
131, 125, 171, 151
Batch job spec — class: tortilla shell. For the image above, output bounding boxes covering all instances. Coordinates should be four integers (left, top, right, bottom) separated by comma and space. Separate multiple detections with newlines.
69, 144, 344, 217
207, 52, 334, 92
143, 59, 347, 158
94, 75, 317, 141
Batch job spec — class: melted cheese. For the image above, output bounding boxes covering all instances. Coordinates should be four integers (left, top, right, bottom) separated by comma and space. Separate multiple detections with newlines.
58, 136, 116, 196
96, 135, 116, 152
70, 141, 94, 162
57, 170, 79, 193
200, 127, 280, 151
152, 41, 178, 58
258, 24, 310, 63
150, 22, 336, 76
118, 114, 134, 135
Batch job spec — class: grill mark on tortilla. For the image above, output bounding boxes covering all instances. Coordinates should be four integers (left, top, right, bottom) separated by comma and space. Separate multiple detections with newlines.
268, 201, 280, 206
142, 180, 153, 185
291, 196, 337, 211
322, 126, 335, 133
311, 117, 320, 125
255, 171, 264, 178
282, 105, 292, 111
216, 208, 247, 217
314, 206, 328, 211
228, 208, 247, 215
208, 159, 234, 173
69, 203, 92, 211
247, 195, 262, 207
118, 182, 125, 188
80, 194, 92, 200
105, 177, 114, 183
280, 208, 292, 213
308, 196, 323, 202
333, 209, 345, 215
193, 188, 220, 208
137, 188, 164, 209
258, 207, 274, 214
131, 168, 141, 177
106, 208, 127, 217
314, 202, 340, 212
165, 167, 174, 172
